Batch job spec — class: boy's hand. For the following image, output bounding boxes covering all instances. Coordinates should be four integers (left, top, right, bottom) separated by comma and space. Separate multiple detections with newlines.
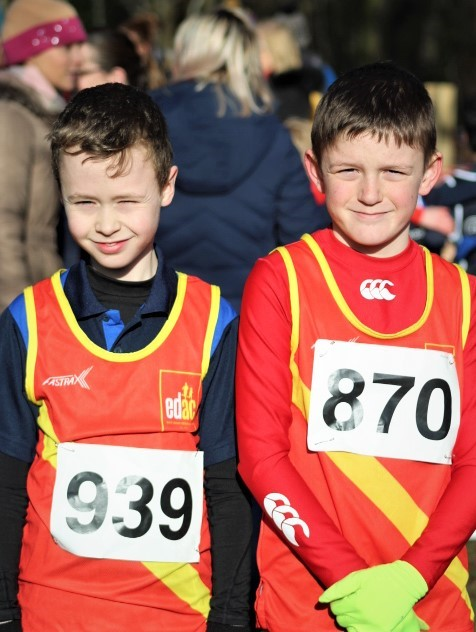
343, 611, 428, 632
393, 611, 429, 632
318, 561, 428, 631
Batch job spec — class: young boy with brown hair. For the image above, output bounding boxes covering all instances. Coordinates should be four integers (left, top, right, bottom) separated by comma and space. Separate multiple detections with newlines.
0, 83, 251, 631
236, 61, 476, 631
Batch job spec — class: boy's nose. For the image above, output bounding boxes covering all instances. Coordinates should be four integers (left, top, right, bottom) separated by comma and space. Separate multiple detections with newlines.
358, 175, 382, 205
95, 207, 120, 235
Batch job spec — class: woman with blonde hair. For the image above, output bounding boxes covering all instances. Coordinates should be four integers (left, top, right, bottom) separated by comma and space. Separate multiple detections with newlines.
257, 18, 325, 121
150, 7, 328, 312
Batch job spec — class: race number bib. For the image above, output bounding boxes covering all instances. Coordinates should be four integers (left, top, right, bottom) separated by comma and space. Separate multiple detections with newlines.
51, 443, 204, 562
307, 339, 460, 464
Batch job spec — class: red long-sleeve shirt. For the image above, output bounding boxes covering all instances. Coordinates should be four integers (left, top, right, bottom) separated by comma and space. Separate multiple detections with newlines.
236, 228, 476, 628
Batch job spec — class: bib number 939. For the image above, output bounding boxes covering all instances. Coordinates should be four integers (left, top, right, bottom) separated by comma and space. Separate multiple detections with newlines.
307, 339, 460, 464
51, 443, 204, 562
66, 472, 192, 541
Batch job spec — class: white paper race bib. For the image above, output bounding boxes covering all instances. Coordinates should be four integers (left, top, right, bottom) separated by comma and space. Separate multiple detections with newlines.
307, 339, 460, 464
51, 443, 204, 562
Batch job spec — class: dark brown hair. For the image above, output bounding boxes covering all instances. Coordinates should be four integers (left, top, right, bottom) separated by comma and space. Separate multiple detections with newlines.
311, 61, 437, 166
49, 82, 173, 190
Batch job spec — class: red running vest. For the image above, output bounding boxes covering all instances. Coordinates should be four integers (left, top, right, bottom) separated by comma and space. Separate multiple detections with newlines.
19, 270, 220, 632
254, 234, 473, 632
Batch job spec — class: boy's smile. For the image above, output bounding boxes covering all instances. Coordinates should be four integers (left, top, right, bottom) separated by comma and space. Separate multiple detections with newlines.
306, 132, 441, 257
61, 145, 177, 281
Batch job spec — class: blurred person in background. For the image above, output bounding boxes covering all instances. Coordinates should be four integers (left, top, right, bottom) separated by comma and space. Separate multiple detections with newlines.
0, 0, 86, 312
75, 28, 146, 91
150, 6, 329, 312
257, 17, 328, 213
120, 12, 168, 90
272, 0, 337, 92
423, 96, 476, 273
257, 18, 324, 121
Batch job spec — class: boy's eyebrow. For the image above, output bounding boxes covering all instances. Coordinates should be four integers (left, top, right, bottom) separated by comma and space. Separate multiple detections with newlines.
63, 192, 90, 200
65, 192, 147, 200
326, 159, 415, 171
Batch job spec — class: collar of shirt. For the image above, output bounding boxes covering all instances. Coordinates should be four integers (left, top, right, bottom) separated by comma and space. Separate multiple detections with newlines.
63, 246, 178, 321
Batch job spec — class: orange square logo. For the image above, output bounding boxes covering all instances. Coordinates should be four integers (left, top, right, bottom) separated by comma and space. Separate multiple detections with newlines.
159, 370, 202, 430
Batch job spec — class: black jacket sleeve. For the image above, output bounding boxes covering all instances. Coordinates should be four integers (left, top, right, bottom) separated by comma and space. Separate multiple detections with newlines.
0, 452, 29, 629
205, 457, 252, 631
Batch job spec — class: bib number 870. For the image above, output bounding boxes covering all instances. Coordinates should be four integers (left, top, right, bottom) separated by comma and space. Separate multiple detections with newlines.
323, 369, 452, 440
66, 472, 192, 540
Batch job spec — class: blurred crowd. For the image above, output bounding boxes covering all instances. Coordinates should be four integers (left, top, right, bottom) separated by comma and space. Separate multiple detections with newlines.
0, 0, 474, 314
0, 0, 334, 313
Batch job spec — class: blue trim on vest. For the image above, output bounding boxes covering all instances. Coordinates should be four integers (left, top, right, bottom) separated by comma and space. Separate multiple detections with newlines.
9, 270, 70, 348
9, 293, 28, 347
211, 297, 236, 356
60, 269, 70, 286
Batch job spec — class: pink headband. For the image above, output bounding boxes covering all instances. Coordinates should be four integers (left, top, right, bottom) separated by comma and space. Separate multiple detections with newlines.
2, 16, 87, 65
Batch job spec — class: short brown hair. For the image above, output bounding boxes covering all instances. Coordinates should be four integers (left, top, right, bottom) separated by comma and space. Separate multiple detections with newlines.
311, 61, 437, 167
49, 82, 173, 190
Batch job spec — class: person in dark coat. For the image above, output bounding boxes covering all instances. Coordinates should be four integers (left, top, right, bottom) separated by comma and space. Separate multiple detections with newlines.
150, 7, 329, 312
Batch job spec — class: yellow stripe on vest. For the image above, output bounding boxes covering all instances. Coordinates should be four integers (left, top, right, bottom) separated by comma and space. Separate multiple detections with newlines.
24, 285, 38, 404
327, 452, 473, 618
301, 233, 436, 339
275, 246, 306, 413
51, 270, 189, 362
201, 284, 220, 378
455, 264, 471, 348
24, 285, 61, 466
143, 561, 210, 618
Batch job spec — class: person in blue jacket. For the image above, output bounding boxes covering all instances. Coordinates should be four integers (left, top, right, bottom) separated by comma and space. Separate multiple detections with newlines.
423, 96, 476, 274
150, 7, 329, 312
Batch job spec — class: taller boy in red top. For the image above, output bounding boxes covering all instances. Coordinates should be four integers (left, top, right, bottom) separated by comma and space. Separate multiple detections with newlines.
236, 61, 476, 631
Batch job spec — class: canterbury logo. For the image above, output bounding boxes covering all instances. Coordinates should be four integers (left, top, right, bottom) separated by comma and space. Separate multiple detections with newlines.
42, 366, 93, 389
360, 279, 396, 300
263, 492, 310, 546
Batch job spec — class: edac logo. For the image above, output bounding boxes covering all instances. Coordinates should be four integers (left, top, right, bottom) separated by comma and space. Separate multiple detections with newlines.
165, 382, 196, 420
159, 370, 202, 429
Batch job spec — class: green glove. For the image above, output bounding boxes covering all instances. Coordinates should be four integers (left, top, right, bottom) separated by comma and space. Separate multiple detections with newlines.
392, 611, 429, 632
347, 610, 428, 632
318, 561, 428, 631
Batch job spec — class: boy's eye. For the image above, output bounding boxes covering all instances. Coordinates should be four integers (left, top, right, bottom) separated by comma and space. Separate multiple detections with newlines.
335, 168, 358, 179
116, 199, 139, 206
385, 170, 407, 179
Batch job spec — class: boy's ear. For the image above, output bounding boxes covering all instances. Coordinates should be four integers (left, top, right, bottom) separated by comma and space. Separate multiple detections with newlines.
304, 150, 325, 193
419, 151, 443, 196
161, 166, 178, 207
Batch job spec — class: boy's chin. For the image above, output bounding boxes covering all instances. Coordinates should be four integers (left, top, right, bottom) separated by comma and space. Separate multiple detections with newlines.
90, 254, 158, 283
